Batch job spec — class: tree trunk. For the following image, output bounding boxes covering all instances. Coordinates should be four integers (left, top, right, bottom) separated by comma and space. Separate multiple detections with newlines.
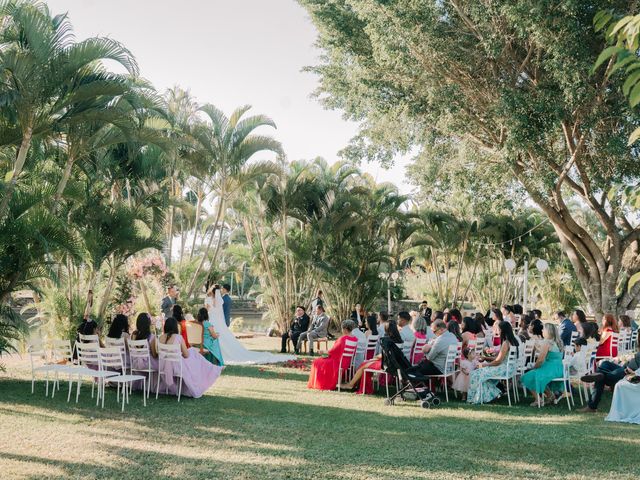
189, 186, 204, 260
138, 278, 153, 314
0, 126, 33, 219
97, 262, 117, 319
54, 152, 75, 203
185, 194, 225, 298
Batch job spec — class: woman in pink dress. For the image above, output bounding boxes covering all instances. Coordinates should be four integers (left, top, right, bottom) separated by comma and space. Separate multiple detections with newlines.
157, 317, 223, 398
308, 320, 358, 391
130, 312, 159, 391
452, 347, 479, 400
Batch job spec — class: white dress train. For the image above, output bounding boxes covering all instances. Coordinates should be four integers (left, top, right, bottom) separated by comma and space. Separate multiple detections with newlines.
205, 291, 296, 365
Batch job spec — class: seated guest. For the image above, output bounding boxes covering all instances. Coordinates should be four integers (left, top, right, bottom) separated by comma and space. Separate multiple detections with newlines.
521, 323, 565, 406
406, 319, 458, 377
411, 316, 429, 363
572, 309, 588, 337
460, 317, 477, 349
419, 300, 432, 323
77, 316, 100, 339
172, 304, 190, 348
474, 312, 488, 338
350, 320, 367, 368
581, 321, 600, 346
467, 321, 519, 404
529, 319, 544, 348
339, 317, 402, 393
619, 314, 632, 336
489, 309, 504, 346
556, 311, 576, 347
532, 309, 543, 321
447, 308, 462, 325
596, 313, 619, 358
196, 307, 224, 366
107, 314, 130, 342
131, 312, 158, 390
365, 315, 378, 338
605, 365, 640, 424
157, 317, 222, 398
579, 344, 640, 413
568, 338, 589, 378
398, 311, 415, 344
518, 313, 533, 343
296, 305, 330, 356
308, 320, 358, 391
376, 311, 389, 337
281, 306, 310, 353
502, 305, 516, 326
447, 320, 463, 343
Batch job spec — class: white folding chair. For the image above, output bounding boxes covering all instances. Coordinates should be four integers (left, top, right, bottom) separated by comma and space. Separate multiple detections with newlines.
570, 330, 579, 345
563, 345, 575, 359
364, 334, 379, 360
335, 339, 358, 391
401, 340, 413, 361
28, 340, 57, 396
105, 337, 127, 372
156, 341, 184, 401
548, 360, 573, 410
630, 329, 639, 352
425, 343, 460, 402
49, 339, 86, 399
410, 337, 427, 365
475, 340, 485, 357
72, 342, 119, 405
618, 330, 629, 356
98, 347, 147, 412
482, 346, 518, 406
128, 339, 156, 399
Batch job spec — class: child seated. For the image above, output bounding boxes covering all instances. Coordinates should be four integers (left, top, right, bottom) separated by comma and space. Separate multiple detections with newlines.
568, 338, 588, 377
452, 347, 479, 400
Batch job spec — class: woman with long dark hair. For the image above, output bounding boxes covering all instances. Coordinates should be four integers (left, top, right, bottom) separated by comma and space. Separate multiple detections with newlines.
597, 313, 619, 358
107, 314, 130, 340
490, 309, 504, 346
172, 304, 190, 348
156, 316, 223, 398
197, 307, 224, 366
467, 321, 519, 404
447, 321, 463, 342
365, 314, 378, 337
130, 312, 159, 390
461, 316, 477, 349
572, 309, 588, 337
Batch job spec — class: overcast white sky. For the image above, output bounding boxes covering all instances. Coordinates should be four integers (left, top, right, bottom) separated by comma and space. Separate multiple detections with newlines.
46, 0, 413, 193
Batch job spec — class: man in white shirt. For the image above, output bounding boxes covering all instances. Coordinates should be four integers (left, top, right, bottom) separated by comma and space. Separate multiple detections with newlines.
398, 311, 415, 344
407, 319, 458, 376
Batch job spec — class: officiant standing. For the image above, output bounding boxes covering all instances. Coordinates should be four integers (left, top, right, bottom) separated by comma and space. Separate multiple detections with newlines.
161, 285, 178, 318
222, 283, 232, 327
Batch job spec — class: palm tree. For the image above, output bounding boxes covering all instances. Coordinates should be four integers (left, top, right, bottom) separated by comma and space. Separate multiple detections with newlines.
183, 104, 282, 298
0, 0, 138, 217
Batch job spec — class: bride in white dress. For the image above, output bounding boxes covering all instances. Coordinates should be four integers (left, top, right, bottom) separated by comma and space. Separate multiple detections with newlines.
205, 287, 296, 365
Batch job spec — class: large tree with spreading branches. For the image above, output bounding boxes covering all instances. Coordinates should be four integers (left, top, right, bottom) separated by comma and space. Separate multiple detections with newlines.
300, 0, 640, 317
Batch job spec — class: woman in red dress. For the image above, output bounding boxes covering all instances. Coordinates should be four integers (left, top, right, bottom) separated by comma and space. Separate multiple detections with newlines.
308, 320, 358, 390
172, 304, 190, 348
339, 318, 404, 394
411, 315, 428, 364
596, 313, 619, 358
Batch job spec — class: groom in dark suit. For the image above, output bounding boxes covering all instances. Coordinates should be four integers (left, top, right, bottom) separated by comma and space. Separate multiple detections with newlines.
222, 283, 232, 327
281, 306, 310, 353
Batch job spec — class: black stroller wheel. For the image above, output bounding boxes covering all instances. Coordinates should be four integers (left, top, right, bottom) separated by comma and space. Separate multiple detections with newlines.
421, 400, 431, 409
432, 397, 441, 407
384, 398, 393, 406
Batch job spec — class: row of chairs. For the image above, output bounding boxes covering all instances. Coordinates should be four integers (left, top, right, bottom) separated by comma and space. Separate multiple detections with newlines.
28, 336, 187, 411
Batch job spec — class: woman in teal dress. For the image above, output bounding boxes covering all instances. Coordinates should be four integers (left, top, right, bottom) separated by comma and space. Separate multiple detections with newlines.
467, 321, 519, 404
521, 322, 564, 406
196, 307, 224, 366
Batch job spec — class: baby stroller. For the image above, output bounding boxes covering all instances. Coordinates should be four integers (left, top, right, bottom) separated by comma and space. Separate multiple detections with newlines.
380, 337, 441, 409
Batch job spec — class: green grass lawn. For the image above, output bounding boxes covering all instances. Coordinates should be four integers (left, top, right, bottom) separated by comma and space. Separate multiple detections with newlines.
1, 337, 638, 480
